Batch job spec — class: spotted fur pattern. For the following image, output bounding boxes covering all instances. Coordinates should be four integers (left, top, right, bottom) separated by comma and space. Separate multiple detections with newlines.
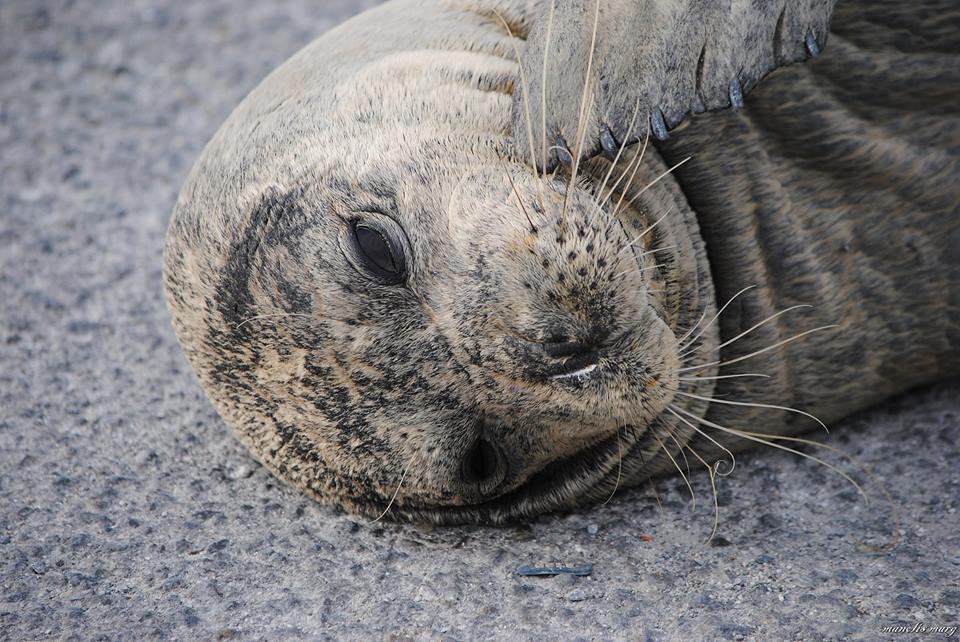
164, 0, 959, 524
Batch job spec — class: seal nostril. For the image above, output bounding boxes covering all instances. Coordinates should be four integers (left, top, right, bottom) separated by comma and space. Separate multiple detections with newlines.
540, 327, 610, 360
461, 437, 502, 485
535, 328, 613, 380
543, 339, 594, 359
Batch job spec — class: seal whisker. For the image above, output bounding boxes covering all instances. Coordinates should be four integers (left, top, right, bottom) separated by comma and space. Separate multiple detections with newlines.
711, 305, 813, 352
614, 157, 692, 218
493, 11, 542, 196
540, 0, 555, 177
678, 324, 839, 373
591, 95, 643, 212
636, 245, 677, 258
675, 307, 709, 351
561, 0, 601, 225
636, 447, 665, 514
737, 432, 862, 469
612, 265, 664, 281
649, 477, 663, 513
667, 406, 737, 476
617, 207, 675, 256
371, 459, 412, 523
684, 442, 721, 543
674, 390, 829, 434
235, 312, 315, 330
672, 409, 868, 502
506, 172, 537, 233
609, 129, 652, 214
676, 285, 757, 354
670, 432, 692, 478
729, 429, 901, 549
562, 100, 595, 225
639, 262, 669, 273
611, 262, 668, 281
678, 373, 771, 382
593, 98, 642, 201
651, 428, 697, 509
677, 303, 813, 360
600, 422, 623, 506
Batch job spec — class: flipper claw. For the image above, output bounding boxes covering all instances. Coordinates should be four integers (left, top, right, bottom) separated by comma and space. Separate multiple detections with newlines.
651, 109, 669, 141
555, 134, 573, 168
599, 125, 619, 160
805, 30, 821, 57
729, 78, 744, 109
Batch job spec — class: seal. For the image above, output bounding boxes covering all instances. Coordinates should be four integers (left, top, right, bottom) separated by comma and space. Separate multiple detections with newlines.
163, 0, 960, 525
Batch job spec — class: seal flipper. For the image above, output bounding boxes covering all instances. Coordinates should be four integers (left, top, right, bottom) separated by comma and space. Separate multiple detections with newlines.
512, 0, 836, 168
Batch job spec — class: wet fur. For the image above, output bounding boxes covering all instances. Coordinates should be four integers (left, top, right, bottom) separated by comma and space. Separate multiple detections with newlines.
164, 0, 960, 524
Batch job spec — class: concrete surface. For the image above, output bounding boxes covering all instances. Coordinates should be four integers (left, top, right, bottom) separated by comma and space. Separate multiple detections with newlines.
1, 1, 958, 640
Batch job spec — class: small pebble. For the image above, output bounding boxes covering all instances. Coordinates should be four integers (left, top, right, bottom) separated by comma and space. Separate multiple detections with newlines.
586, 524, 599, 535
568, 589, 590, 602
224, 464, 252, 480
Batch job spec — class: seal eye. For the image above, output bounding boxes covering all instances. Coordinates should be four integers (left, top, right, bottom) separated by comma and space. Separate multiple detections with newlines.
348, 219, 407, 284
355, 224, 396, 273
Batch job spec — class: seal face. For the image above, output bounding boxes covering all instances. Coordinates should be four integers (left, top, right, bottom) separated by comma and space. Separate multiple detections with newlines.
163, 1, 718, 523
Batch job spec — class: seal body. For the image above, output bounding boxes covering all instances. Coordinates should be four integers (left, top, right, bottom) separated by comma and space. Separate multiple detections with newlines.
164, 0, 960, 523
658, 0, 960, 461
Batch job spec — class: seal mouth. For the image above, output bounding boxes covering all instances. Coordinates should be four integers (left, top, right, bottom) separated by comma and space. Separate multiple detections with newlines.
549, 361, 598, 381
545, 347, 601, 379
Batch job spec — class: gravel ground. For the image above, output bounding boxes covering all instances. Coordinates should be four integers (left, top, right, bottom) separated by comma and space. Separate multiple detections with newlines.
2, 1, 959, 640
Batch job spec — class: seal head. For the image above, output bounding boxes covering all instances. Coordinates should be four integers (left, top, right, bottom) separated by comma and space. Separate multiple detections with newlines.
164, 3, 717, 523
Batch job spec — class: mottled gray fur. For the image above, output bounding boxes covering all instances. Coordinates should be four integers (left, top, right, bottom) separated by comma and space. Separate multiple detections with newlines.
164, 0, 959, 524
